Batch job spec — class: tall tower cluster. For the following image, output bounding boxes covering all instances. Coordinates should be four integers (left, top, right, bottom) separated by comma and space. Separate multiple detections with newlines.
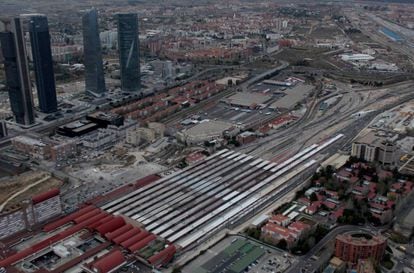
82, 9, 141, 93
0, 10, 142, 126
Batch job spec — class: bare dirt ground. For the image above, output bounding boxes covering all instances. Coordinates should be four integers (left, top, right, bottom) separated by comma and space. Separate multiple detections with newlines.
0, 171, 62, 209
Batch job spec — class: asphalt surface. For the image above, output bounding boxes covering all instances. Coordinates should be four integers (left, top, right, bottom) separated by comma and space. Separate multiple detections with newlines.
285, 225, 379, 273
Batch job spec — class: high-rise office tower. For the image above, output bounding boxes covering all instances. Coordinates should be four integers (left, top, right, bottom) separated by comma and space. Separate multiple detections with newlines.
82, 8, 106, 96
29, 15, 58, 113
117, 13, 140, 92
0, 18, 35, 125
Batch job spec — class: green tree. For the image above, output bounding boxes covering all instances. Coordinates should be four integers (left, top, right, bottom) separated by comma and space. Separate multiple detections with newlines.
277, 239, 288, 250
310, 192, 318, 202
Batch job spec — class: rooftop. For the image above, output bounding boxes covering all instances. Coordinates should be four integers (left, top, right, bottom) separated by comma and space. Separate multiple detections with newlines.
222, 92, 272, 107
269, 84, 314, 110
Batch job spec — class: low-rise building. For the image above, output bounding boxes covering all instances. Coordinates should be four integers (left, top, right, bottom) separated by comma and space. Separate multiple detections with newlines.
12, 136, 51, 160
50, 141, 77, 162
11, 135, 78, 162
269, 214, 290, 227
126, 127, 157, 145
236, 131, 257, 144
147, 122, 165, 137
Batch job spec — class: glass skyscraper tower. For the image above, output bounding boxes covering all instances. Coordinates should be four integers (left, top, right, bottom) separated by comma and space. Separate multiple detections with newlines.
0, 17, 35, 125
117, 13, 140, 92
82, 9, 106, 96
29, 15, 58, 113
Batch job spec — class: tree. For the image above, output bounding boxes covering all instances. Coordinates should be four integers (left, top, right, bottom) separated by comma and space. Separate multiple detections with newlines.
172, 267, 182, 273
325, 165, 335, 179
310, 192, 318, 202
277, 239, 288, 250
308, 236, 316, 248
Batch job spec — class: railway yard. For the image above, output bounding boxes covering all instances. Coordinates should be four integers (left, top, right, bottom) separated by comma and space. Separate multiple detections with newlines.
2, 2, 414, 273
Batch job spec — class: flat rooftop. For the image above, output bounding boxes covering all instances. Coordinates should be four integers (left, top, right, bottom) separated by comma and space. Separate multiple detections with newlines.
269, 84, 314, 110
222, 92, 273, 107
183, 120, 234, 137
100, 136, 344, 249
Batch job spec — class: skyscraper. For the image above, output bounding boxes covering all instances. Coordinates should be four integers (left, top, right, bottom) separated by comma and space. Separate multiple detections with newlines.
82, 8, 106, 96
117, 13, 140, 92
29, 15, 58, 113
0, 18, 35, 125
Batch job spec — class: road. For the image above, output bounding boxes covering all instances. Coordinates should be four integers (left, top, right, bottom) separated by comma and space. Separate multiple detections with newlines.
285, 225, 380, 273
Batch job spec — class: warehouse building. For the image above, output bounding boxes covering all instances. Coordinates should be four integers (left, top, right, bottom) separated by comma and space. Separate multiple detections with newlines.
221, 92, 273, 109
176, 120, 239, 145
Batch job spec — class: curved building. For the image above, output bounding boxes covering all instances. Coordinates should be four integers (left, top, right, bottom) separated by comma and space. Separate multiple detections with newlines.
335, 232, 387, 265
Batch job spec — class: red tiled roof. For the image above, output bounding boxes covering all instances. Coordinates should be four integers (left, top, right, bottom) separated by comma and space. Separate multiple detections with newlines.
363, 175, 373, 181
391, 183, 402, 190
386, 200, 395, 209
288, 221, 310, 232
369, 202, 387, 211
331, 207, 344, 219
298, 197, 311, 205
337, 169, 352, 178
323, 201, 337, 210
306, 201, 321, 213
368, 192, 376, 200
262, 222, 291, 238
270, 214, 290, 224
325, 190, 339, 198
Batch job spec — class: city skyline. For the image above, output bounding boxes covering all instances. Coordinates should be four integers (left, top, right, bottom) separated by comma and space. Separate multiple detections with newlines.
0, 1, 413, 273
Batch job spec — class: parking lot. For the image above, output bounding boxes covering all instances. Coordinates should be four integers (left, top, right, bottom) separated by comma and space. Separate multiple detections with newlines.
183, 236, 295, 273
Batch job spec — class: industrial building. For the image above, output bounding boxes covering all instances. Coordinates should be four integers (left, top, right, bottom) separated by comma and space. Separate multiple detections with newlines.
269, 84, 314, 110
57, 120, 100, 137
176, 120, 239, 145
0, 135, 344, 271
86, 111, 124, 128
340, 53, 375, 62
221, 92, 273, 109
102, 134, 343, 250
